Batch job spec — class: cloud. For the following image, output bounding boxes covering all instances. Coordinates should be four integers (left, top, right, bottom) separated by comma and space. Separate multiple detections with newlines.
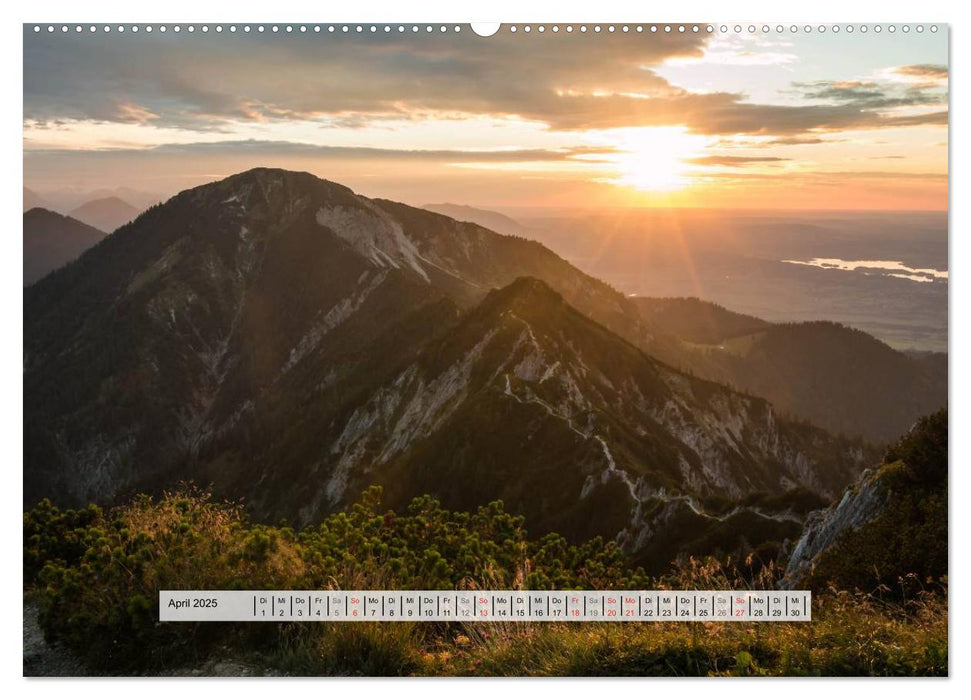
23, 29, 949, 139
794, 79, 946, 109
687, 155, 789, 166
114, 102, 160, 124
23, 30, 700, 129
662, 32, 798, 67
25, 139, 619, 163
766, 136, 833, 145
798, 81, 890, 103
883, 111, 949, 127
691, 169, 946, 184
892, 64, 948, 82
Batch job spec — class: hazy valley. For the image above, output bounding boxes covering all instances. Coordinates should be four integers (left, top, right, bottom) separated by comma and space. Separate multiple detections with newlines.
440, 205, 948, 353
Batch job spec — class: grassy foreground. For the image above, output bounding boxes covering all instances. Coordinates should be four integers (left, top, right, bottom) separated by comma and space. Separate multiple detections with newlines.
24, 487, 947, 676
262, 591, 946, 676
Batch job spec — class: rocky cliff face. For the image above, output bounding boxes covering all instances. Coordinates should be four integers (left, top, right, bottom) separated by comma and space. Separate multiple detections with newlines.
781, 408, 946, 591
781, 469, 891, 588
272, 277, 865, 566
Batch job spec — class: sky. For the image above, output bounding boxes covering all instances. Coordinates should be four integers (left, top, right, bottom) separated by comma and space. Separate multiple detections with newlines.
23, 24, 949, 210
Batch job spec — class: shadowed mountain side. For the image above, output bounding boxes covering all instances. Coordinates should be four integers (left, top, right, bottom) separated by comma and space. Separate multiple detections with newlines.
23, 208, 106, 285
634, 299, 946, 443
634, 297, 772, 344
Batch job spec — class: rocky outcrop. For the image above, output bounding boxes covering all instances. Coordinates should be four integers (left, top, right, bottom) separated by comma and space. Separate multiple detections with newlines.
781, 468, 891, 588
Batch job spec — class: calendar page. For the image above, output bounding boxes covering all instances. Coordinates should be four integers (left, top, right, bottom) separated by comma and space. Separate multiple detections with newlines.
22, 19, 948, 678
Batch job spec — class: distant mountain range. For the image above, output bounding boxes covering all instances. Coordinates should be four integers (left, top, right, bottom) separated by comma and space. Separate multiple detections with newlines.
68, 196, 141, 233
25, 168, 884, 569
23, 208, 107, 285
422, 203, 529, 238
23, 187, 48, 212
24, 186, 161, 213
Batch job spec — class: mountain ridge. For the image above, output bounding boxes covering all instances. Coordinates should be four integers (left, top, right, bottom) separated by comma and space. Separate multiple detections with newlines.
421, 202, 528, 237
25, 168, 873, 567
68, 196, 141, 233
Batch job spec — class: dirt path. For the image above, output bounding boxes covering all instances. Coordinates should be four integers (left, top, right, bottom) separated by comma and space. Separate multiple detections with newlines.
23, 600, 87, 677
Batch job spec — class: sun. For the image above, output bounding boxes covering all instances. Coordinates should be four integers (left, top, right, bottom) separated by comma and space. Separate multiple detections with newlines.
600, 126, 711, 192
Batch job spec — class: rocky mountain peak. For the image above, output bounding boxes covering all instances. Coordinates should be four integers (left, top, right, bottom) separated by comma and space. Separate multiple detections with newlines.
25, 168, 876, 571
479, 276, 566, 314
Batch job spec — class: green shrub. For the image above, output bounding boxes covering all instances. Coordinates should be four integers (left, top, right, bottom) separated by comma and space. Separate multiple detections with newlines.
23, 480, 947, 676
24, 484, 652, 671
